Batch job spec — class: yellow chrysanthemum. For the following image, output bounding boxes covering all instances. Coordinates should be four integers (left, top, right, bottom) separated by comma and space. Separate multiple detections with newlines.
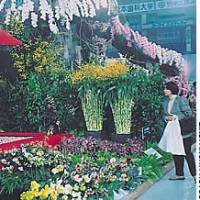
71, 62, 129, 84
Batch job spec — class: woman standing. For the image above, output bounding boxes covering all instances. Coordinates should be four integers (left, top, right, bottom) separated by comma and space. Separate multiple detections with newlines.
161, 81, 196, 181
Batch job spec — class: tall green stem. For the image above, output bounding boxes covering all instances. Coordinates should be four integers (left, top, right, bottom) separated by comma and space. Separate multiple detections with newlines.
81, 90, 103, 131
111, 95, 132, 134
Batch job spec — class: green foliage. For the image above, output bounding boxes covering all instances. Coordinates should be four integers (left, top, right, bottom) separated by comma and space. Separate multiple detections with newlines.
103, 68, 145, 134
134, 155, 163, 181
5, 14, 64, 80
69, 129, 87, 137
7, 68, 79, 132
147, 142, 173, 165
0, 78, 10, 130
132, 68, 165, 137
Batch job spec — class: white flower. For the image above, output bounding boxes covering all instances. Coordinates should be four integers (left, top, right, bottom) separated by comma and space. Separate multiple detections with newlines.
1, 159, 7, 164
74, 174, 83, 183
4, 9, 11, 25
71, 191, 81, 198
100, 0, 108, 8
0, 0, 7, 12
11, 0, 16, 11
63, 184, 73, 195
18, 167, 24, 171
110, 158, 116, 164
31, 12, 38, 28
12, 158, 20, 165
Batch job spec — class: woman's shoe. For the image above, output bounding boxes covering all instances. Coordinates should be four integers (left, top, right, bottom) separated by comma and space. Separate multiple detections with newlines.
168, 175, 185, 180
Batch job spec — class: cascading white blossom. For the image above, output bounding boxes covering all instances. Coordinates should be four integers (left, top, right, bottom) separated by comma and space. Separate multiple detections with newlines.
31, 12, 38, 28
1, 0, 112, 33
112, 16, 185, 69
21, 0, 34, 22
0, 0, 7, 12
10, 0, 16, 11
95, 0, 101, 10
55, 6, 60, 20
4, 9, 11, 25
85, 0, 96, 17
100, 0, 108, 8
39, 0, 48, 20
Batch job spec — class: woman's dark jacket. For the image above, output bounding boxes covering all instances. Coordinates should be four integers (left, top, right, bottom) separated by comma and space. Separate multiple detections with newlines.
163, 96, 193, 138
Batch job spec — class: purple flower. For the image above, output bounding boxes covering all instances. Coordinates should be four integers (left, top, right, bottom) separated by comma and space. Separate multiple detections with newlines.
61, 137, 144, 155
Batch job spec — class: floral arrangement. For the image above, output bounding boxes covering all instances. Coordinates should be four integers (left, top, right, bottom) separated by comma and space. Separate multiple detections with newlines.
111, 16, 191, 97
71, 62, 149, 135
6, 14, 65, 80
103, 65, 146, 135
71, 64, 105, 132
110, 97, 132, 135
71, 62, 129, 83
0, 145, 66, 172
71, 62, 129, 133
20, 155, 138, 200
1, 0, 115, 33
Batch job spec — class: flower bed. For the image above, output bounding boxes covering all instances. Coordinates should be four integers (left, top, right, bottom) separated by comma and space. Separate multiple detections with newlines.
0, 136, 172, 200
61, 136, 144, 156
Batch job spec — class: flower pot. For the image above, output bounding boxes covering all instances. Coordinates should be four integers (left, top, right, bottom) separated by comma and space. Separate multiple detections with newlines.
111, 133, 132, 143
86, 130, 102, 140
110, 98, 132, 136
81, 91, 103, 133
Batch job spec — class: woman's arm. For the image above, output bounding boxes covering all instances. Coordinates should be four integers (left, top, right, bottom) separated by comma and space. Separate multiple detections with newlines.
178, 97, 192, 120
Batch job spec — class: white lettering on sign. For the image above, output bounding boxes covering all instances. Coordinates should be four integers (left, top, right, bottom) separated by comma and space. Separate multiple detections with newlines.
119, 0, 195, 13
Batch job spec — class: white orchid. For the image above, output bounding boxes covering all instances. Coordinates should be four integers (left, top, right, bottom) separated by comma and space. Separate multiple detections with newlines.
2, 0, 112, 32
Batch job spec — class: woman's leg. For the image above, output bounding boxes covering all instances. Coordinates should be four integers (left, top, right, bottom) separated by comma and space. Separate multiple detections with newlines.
183, 137, 196, 176
173, 155, 184, 176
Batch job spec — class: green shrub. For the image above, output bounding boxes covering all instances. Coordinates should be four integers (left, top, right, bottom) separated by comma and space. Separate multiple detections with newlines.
7, 68, 81, 132
131, 68, 165, 139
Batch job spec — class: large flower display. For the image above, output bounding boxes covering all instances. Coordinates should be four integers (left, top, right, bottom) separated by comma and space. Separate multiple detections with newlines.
0, 0, 115, 33
71, 62, 131, 135
111, 16, 190, 96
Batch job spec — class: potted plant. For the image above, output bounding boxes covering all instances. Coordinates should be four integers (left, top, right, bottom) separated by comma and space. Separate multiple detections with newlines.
102, 62, 131, 142
103, 62, 147, 143
71, 64, 104, 139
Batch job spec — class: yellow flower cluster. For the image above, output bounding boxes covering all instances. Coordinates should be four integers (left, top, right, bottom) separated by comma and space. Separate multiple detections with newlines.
20, 181, 65, 200
71, 62, 129, 83
33, 43, 49, 73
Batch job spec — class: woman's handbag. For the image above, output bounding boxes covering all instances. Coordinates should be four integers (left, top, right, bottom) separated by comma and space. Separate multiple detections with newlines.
179, 116, 196, 135
159, 118, 186, 155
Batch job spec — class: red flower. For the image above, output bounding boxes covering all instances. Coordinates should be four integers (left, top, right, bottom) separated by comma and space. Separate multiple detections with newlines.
0, 164, 4, 171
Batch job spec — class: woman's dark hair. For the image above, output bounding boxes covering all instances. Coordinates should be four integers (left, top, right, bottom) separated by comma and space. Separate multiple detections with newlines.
165, 82, 179, 95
